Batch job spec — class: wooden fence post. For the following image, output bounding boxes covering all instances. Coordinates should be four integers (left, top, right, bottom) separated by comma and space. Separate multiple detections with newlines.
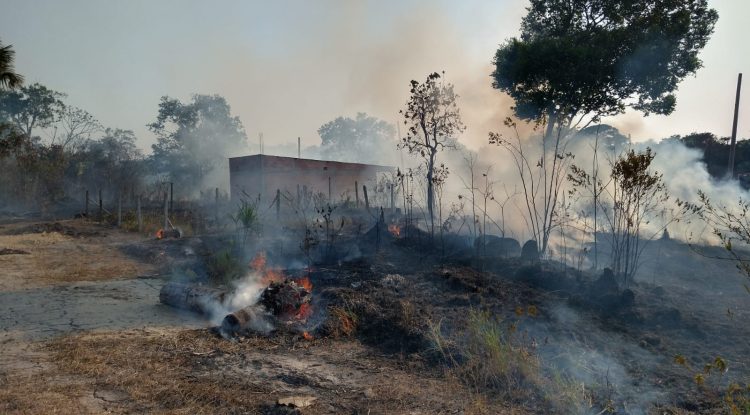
363, 185, 369, 211
390, 184, 394, 210
163, 191, 169, 230
276, 189, 281, 220
117, 192, 122, 227
137, 194, 142, 233
215, 187, 219, 226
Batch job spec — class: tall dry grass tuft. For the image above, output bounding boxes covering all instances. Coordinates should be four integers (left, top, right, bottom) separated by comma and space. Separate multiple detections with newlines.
427, 309, 596, 413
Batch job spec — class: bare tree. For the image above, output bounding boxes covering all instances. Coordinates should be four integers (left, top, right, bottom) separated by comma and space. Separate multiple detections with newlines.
399, 72, 464, 236
680, 193, 750, 292
48, 106, 102, 152
490, 117, 573, 257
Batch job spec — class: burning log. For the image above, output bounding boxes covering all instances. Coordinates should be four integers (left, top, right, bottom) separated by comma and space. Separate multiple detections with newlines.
155, 227, 181, 239
259, 279, 312, 320
220, 304, 272, 335
159, 282, 228, 314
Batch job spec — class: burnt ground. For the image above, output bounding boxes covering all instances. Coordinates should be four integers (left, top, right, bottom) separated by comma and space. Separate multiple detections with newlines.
0, 219, 748, 414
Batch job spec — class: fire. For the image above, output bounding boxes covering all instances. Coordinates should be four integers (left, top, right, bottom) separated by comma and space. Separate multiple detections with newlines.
249, 252, 267, 271
155, 229, 164, 239
295, 276, 313, 291
388, 224, 401, 237
296, 302, 312, 320
252, 251, 314, 323
302, 331, 313, 341
261, 268, 286, 285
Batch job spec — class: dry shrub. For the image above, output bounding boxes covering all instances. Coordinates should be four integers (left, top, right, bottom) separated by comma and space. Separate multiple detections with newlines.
427, 309, 594, 414
325, 306, 358, 337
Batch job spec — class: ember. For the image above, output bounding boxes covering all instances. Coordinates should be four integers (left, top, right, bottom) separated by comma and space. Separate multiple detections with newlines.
388, 224, 401, 237
250, 252, 286, 285
302, 331, 313, 341
260, 279, 312, 320
155, 228, 181, 239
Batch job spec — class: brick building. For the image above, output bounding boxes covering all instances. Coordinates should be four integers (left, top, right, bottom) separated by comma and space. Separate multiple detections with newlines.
228, 154, 394, 207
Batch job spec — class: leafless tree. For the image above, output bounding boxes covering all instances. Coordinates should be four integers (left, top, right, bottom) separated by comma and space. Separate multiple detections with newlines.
399, 72, 464, 236
48, 106, 102, 152
490, 117, 573, 257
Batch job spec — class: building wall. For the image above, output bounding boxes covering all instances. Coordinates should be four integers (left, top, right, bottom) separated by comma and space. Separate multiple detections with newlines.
229, 155, 393, 208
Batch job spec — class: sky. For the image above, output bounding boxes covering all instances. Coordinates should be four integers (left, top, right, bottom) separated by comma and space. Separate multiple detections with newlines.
0, 0, 748, 153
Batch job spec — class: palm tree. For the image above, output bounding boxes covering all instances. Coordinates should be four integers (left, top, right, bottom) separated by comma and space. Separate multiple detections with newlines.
0, 40, 23, 90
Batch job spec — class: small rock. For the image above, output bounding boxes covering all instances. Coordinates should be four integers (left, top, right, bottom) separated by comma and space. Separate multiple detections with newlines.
277, 395, 317, 408
363, 388, 376, 399
520, 240, 539, 262
94, 389, 129, 402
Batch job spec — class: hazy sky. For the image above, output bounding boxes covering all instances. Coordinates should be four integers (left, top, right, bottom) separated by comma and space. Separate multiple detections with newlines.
1, 0, 747, 152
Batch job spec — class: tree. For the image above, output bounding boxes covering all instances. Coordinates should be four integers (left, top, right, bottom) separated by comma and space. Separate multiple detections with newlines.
681, 193, 750, 293
490, 0, 715, 257
399, 72, 464, 235
318, 113, 396, 164
490, 118, 573, 256
0, 40, 23, 90
149, 94, 247, 189
492, 0, 718, 131
49, 106, 102, 152
571, 147, 669, 284
0, 83, 65, 139
88, 128, 142, 192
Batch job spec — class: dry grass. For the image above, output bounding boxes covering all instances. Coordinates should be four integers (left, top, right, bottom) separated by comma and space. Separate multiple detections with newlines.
0, 370, 91, 414
44, 328, 272, 414
0, 221, 154, 291
427, 309, 596, 414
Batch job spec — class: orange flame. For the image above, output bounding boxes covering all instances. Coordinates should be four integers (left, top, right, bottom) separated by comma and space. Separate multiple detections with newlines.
302, 331, 313, 341
388, 224, 401, 237
155, 229, 164, 239
295, 276, 313, 291
262, 268, 286, 285
296, 303, 312, 320
249, 252, 267, 271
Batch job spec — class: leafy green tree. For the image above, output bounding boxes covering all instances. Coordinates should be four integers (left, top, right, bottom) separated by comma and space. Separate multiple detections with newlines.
0, 40, 23, 90
492, 0, 717, 131
490, 0, 716, 257
0, 83, 65, 139
148, 94, 247, 189
317, 113, 396, 164
399, 72, 464, 236
83, 128, 143, 194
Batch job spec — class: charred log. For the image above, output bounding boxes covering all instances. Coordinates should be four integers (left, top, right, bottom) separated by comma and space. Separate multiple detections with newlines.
220, 304, 273, 335
260, 280, 311, 318
159, 282, 227, 314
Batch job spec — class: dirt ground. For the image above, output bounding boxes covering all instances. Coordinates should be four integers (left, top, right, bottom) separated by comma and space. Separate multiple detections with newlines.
0, 220, 519, 415
1, 219, 748, 414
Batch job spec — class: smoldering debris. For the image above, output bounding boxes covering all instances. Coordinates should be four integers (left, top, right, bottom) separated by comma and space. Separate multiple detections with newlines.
159, 276, 314, 339
159, 282, 229, 315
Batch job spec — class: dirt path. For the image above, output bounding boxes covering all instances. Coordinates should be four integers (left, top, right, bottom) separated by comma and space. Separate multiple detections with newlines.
0, 277, 206, 344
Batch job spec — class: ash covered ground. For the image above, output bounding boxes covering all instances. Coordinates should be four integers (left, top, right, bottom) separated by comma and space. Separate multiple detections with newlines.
1, 218, 748, 415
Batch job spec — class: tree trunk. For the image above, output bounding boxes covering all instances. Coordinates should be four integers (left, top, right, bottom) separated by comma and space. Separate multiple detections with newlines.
426, 151, 436, 236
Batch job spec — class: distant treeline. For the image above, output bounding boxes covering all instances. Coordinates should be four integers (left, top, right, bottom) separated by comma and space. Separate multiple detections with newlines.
675, 132, 750, 179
